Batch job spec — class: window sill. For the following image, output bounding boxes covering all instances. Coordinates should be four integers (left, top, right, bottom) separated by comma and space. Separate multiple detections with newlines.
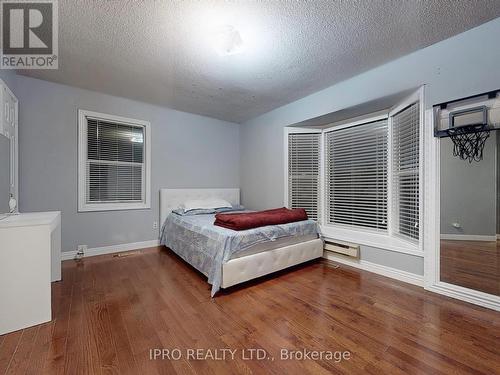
319, 224, 423, 257
78, 202, 150, 212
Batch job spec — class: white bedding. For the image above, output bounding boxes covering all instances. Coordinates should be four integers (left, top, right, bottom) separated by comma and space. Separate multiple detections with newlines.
160, 211, 320, 296
230, 233, 318, 259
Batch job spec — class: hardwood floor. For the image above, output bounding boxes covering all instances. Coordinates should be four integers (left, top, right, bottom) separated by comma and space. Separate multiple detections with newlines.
441, 240, 500, 296
1, 246, 500, 375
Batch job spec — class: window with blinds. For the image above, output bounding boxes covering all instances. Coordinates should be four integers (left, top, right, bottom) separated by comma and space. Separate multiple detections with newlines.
391, 102, 420, 241
78, 110, 150, 212
287, 132, 321, 220
87, 118, 144, 203
325, 120, 388, 231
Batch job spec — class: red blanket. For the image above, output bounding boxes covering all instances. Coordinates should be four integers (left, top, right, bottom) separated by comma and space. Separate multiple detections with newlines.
214, 207, 308, 231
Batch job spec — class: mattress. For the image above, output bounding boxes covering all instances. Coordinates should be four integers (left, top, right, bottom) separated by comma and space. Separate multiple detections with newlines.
230, 233, 318, 259
160, 211, 319, 296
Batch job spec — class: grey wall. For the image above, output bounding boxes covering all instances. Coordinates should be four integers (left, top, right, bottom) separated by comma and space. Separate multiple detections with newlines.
14, 75, 240, 252
361, 246, 424, 275
240, 18, 500, 275
440, 136, 496, 236
0, 70, 17, 91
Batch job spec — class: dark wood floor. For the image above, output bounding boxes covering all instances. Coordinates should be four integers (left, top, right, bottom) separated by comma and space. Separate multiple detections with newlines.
1, 246, 500, 375
441, 240, 500, 296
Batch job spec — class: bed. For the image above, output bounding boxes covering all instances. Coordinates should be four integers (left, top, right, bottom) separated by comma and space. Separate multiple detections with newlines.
159, 188, 323, 296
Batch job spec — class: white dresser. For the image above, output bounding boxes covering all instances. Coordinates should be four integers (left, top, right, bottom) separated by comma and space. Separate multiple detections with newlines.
0, 211, 61, 335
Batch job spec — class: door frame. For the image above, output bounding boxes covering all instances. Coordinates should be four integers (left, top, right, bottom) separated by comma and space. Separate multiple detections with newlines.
424, 108, 500, 311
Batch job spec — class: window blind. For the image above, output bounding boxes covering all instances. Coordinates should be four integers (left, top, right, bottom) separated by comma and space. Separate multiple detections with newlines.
326, 120, 388, 230
86, 118, 145, 203
391, 102, 420, 241
287, 133, 321, 220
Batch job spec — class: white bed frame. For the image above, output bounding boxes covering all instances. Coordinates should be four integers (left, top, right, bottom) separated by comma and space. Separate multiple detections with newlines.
160, 188, 323, 289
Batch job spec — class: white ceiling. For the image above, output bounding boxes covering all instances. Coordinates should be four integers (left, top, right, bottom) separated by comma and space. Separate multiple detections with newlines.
19, 1, 500, 123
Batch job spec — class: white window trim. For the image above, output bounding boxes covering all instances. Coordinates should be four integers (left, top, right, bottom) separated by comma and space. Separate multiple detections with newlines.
323, 115, 389, 230
283, 127, 323, 216
77, 109, 151, 212
322, 113, 389, 133
284, 87, 425, 257
388, 88, 425, 247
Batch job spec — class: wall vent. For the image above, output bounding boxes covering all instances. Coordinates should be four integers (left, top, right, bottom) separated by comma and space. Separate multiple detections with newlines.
324, 239, 360, 258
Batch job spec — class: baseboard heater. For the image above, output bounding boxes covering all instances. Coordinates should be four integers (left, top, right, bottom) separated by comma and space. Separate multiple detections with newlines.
324, 239, 360, 258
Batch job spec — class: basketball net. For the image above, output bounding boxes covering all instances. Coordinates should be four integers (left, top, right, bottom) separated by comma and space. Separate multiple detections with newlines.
446, 125, 490, 163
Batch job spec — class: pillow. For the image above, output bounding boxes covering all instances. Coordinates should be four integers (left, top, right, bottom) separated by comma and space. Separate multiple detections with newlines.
181, 198, 232, 212
173, 205, 245, 216
173, 208, 217, 216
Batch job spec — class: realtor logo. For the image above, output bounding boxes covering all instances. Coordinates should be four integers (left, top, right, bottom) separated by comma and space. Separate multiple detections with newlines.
1, 0, 58, 69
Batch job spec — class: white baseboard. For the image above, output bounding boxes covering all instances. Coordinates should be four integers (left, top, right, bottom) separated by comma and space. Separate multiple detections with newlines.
323, 252, 424, 287
426, 282, 500, 312
440, 234, 497, 241
61, 239, 160, 261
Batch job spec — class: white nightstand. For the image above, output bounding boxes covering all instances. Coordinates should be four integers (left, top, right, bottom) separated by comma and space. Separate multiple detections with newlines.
0, 211, 61, 335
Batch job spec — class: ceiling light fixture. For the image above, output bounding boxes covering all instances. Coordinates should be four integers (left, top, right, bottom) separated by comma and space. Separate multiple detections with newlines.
212, 24, 244, 56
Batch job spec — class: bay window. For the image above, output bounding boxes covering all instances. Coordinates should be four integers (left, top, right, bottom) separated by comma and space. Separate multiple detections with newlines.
284, 89, 423, 253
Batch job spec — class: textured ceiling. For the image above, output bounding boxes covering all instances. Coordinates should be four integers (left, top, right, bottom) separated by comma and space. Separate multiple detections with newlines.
291, 89, 418, 128
18, 1, 500, 123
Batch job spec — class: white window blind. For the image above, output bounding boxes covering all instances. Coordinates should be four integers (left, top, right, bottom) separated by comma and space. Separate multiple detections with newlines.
86, 118, 145, 203
391, 102, 420, 241
287, 133, 321, 220
326, 120, 388, 231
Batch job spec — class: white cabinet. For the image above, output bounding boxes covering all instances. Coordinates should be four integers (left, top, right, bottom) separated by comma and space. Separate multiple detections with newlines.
0, 211, 61, 335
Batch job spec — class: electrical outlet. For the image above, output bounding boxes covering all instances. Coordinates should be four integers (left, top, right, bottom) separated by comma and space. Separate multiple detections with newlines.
153, 221, 158, 230
75, 245, 87, 260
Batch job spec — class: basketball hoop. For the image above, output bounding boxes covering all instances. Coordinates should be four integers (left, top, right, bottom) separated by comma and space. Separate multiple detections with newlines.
434, 91, 500, 162
433, 102, 497, 163
445, 124, 490, 163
